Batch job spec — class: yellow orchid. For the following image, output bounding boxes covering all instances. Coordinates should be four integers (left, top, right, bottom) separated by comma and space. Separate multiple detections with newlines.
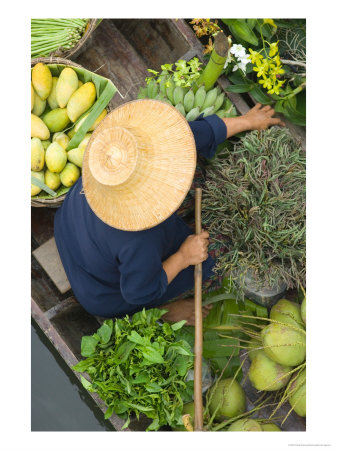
259, 76, 272, 90
269, 41, 279, 57
248, 48, 263, 65
267, 79, 285, 95
263, 19, 277, 28
253, 59, 269, 77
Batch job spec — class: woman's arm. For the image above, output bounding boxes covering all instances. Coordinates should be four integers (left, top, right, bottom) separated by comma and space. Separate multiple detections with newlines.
223, 103, 286, 138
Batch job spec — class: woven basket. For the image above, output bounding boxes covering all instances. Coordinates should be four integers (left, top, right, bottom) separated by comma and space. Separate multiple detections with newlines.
33, 19, 100, 61
31, 57, 111, 208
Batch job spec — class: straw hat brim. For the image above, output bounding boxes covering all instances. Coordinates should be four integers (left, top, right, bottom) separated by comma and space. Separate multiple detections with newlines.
82, 99, 196, 231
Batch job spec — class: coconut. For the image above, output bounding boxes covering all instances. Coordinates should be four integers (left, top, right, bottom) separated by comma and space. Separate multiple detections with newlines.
261, 323, 306, 366
248, 351, 291, 391
288, 369, 306, 417
301, 297, 306, 326
228, 418, 262, 431
209, 378, 246, 421
270, 299, 304, 329
172, 402, 194, 431
261, 423, 281, 431
247, 338, 263, 361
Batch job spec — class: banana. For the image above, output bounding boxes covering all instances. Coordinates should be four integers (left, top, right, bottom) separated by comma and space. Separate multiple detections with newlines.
213, 93, 225, 113
200, 106, 215, 117
138, 86, 148, 99
175, 102, 186, 117
183, 89, 195, 113
193, 85, 206, 109
201, 87, 218, 110
185, 106, 200, 122
223, 97, 233, 112
173, 86, 184, 106
215, 109, 226, 118
166, 79, 176, 103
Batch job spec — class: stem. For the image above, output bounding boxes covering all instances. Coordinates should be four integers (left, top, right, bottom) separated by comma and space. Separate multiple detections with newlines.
280, 59, 306, 68
193, 32, 230, 92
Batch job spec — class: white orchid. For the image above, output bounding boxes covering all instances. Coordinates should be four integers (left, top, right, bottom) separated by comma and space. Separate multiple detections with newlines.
230, 44, 247, 58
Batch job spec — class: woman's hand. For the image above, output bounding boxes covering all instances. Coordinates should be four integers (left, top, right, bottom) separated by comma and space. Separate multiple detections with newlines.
243, 103, 286, 130
178, 230, 210, 267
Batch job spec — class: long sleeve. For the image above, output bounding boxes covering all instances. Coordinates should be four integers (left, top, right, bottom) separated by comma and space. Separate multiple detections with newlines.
189, 114, 227, 159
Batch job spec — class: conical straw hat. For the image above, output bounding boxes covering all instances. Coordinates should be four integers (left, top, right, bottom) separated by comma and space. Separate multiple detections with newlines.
82, 99, 196, 231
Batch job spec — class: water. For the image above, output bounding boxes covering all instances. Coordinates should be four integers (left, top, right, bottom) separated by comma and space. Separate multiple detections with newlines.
31, 320, 115, 431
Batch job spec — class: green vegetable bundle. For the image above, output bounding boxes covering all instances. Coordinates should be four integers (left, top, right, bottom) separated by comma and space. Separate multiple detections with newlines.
202, 127, 306, 292
73, 308, 194, 431
138, 73, 237, 121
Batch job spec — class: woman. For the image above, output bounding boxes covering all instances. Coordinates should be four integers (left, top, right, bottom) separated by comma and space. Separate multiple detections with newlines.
54, 100, 284, 325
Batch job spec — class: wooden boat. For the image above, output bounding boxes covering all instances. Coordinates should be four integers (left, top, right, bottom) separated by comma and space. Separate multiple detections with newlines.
31, 18, 306, 432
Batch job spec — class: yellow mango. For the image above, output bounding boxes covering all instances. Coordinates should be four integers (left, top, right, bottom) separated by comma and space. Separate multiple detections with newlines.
47, 77, 59, 110
60, 162, 80, 187
32, 91, 47, 116
32, 63, 52, 100
74, 108, 108, 133
53, 132, 70, 150
31, 84, 35, 111
67, 82, 96, 122
78, 80, 83, 88
31, 114, 50, 140
67, 147, 85, 168
56, 68, 79, 108
78, 133, 92, 150
31, 137, 45, 171
45, 169, 61, 191
43, 108, 70, 133
41, 140, 51, 150
45, 142, 67, 173
31, 170, 45, 196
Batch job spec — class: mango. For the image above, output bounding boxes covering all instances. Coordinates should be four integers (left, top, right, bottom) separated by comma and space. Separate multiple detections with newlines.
67, 82, 96, 122
41, 140, 51, 150
31, 114, 50, 140
74, 108, 107, 133
45, 169, 61, 191
60, 162, 80, 187
78, 80, 83, 88
56, 68, 79, 108
78, 133, 92, 150
32, 62, 52, 100
53, 132, 70, 150
43, 108, 70, 133
47, 77, 59, 110
32, 92, 47, 116
45, 142, 67, 173
31, 84, 35, 111
31, 137, 45, 171
31, 170, 45, 196
67, 146, 85, 168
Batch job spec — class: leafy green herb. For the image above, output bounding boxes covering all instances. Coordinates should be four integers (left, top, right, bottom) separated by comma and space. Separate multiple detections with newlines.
73, 308, 194, 431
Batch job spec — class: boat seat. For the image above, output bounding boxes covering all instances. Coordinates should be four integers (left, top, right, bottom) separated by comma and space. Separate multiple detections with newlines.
32, 237, 71, 294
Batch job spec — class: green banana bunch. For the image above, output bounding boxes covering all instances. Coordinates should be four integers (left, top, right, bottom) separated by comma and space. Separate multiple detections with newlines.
138, 80, 237, 122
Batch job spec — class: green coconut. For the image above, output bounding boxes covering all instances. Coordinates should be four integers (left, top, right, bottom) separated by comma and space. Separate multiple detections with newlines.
301, 297, 306, 326
288, 369, 306, 417
270, 299, 304, 329
228, 418, 262, 431
247, 338, 263, 361
261, 423, 281, 431
261, 323, 306, 367
248, 351, 291, 391
209, 378, 246, 421
172, 402, 194, 431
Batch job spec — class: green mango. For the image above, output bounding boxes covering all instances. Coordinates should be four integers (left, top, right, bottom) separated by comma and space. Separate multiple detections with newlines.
43, 108, 70, 133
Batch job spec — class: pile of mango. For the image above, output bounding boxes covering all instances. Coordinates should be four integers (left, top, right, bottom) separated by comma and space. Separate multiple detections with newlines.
31, 62, 107, 197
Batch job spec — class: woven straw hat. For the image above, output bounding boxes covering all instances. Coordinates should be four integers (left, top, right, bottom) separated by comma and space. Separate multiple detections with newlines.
82, 99, 196, 231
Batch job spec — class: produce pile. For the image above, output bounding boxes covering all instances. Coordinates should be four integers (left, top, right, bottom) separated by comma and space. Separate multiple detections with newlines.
31, 62, 116, 199
202, 126, 306, 294
31, 19, 90, 58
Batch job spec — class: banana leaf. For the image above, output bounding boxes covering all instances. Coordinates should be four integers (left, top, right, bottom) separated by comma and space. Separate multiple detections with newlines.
31, 63, 118, 200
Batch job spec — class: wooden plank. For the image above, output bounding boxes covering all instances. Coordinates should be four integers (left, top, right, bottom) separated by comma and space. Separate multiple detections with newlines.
32, 237, 71, 294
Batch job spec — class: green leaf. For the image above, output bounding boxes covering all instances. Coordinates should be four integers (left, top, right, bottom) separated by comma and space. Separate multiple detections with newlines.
104, 405, 114, 419
72, 358, 92, 373
224, 83, 255, 93
145, 382, 162, 393
127, 330, 149, 346
250, 85, 274, 104
80, 375, 94, 391
114, 341, 136, 364
97, 322, 112, 344
31, 176, 57, 197
132, 372, 150, 384
141, 346, 165, 364
171, 320, 186, 331
81, 335, 99, 357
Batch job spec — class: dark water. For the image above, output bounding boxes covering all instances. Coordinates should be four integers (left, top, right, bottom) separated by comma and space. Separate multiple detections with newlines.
31, 320, 115, 431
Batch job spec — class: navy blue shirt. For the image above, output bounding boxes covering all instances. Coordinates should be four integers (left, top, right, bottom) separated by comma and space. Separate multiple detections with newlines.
54, 114, 227, 317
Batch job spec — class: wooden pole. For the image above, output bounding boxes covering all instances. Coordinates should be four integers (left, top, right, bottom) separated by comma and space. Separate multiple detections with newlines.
194, 187, 203, 431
